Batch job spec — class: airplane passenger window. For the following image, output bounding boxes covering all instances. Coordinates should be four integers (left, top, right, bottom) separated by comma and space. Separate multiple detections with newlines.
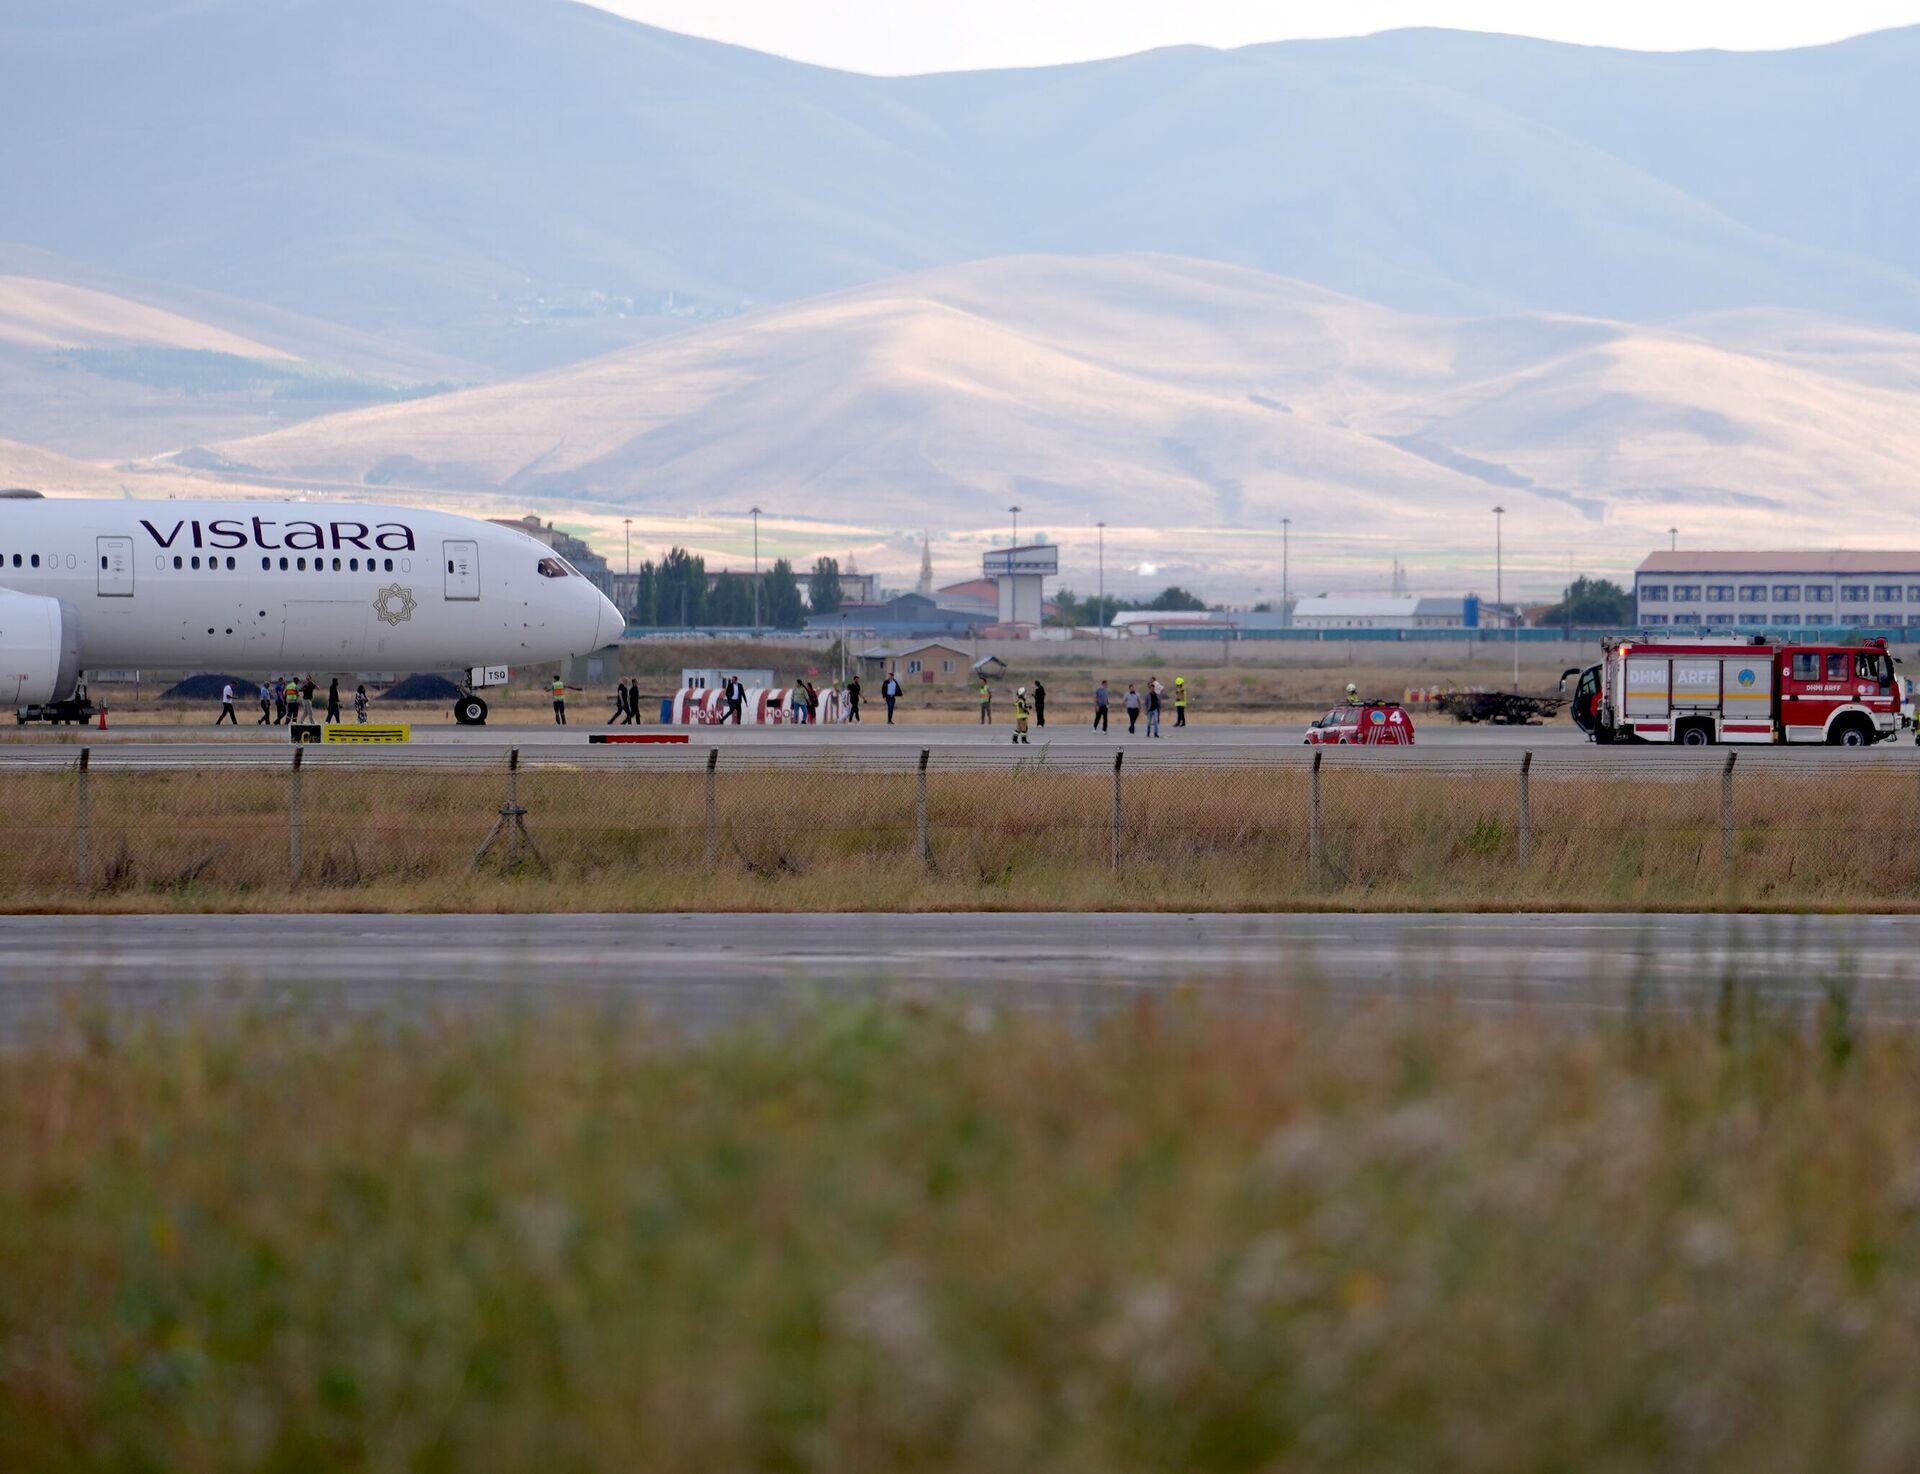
296, 557, 307, 571
11, 555, 19, 567
31, 554, 40, 568
383, 558, 393, 572
226, 557, 236, 570
332, 558, 341, 571
262, 557, 271, 570
65, 554, 75, 569
537, 558, 568, 578
350, 558, 359, 571
279, 557, 289, 571
100, 557, 107, 569
191, 556, 200, 569
172, 556, 181, 569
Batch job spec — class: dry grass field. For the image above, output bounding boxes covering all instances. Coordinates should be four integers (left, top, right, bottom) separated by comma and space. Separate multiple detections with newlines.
3, 757, 1908, 914
3, 993, 1916, 1473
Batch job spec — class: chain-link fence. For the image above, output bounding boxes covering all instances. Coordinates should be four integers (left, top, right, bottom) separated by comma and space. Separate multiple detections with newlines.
6, 745, 1917, 906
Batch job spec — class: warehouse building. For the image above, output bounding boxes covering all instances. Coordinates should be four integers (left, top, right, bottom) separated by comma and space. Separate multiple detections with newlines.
1634, 552, 1920, 629
1287, 595, 1520, 630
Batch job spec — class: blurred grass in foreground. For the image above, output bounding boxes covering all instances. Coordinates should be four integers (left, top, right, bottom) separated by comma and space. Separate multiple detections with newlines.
4, 993, 1919, 1472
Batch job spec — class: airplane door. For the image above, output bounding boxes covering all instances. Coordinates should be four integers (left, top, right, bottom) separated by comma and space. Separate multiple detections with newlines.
443, 539, 479, 600
96, 535, 134, 595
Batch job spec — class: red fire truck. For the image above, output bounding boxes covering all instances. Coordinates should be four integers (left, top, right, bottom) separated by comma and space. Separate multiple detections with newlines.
1570, 634, 1901, 746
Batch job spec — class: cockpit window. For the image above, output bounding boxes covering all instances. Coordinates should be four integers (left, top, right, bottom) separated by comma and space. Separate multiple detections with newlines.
537, 557, 569, 579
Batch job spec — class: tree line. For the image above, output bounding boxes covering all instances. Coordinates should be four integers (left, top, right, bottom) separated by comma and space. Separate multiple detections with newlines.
625, 550, 846, 629
1047, 585, 1210, 627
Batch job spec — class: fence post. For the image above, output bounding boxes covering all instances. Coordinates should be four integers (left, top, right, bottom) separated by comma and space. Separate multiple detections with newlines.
1518, 750, 1532, 868
704, 747, 718, 871
1309, 751, 1324, 884
1721, 751, 1737, 872
289, 746, 304, 883
74, 747, 90, 887
916, 748, 930, 869
1111, 750, 1124, 871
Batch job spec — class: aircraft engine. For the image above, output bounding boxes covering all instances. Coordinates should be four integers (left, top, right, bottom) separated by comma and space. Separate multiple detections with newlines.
0, 589, 80, 706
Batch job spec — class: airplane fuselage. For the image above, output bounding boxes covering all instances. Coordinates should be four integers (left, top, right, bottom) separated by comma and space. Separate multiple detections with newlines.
0, 497, 624, 696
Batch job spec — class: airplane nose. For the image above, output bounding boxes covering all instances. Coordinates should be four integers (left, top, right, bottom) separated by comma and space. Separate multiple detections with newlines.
593, 588, 625, 650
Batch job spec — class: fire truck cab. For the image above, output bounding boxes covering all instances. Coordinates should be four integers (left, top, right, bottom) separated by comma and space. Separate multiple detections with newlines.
1572, 634, 1899, 747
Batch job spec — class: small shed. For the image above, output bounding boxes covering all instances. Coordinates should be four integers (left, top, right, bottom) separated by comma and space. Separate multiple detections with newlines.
859, 642, 974, 684
681, 667, 774, 690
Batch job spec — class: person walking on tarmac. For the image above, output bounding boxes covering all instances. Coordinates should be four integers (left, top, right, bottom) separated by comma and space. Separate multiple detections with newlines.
300, 676, 317, 724
354, 684, 369, 723
846, 674, 862, 722
1093, 680, 1110, 731
273, 677, 288, 725
551, 672, 570, 725
1146, 678, 1162, 737
978, 677, 993, 725
882, 668, 902, 724
1124, 684, 1141, 734
257, 682, 273, 725
1012, 685, 1031, 744
1173, 675, 1188, 728
1032, 679, 1046, 727
326, 678, 342, 724
216, 681, 237, 725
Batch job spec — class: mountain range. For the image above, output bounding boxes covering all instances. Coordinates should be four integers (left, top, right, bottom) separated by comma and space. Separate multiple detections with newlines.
6, 1, 1920, 369
5, 2, 1920, 591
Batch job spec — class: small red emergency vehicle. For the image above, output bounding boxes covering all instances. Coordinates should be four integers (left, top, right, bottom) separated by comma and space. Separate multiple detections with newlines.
1571, 633, 1900, 746
1303, 700, 1416, 745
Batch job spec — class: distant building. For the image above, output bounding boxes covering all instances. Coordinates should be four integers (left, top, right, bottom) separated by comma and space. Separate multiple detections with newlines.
1288, 596, 1515, 630
1635, 551, 1920, 629
491, 516, 613, 596
858, 641, 973, 683
810, 592, 979, 637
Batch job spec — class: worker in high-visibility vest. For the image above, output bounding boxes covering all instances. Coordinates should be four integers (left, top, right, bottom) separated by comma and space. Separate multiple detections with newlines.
550, 674, 568, 726
1012, 686, 1031, 745
1174, 675, 1188, 728
978, 678, 992, 725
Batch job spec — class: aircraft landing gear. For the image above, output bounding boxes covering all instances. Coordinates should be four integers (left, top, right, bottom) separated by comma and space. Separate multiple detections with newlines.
454, 694, 489, 726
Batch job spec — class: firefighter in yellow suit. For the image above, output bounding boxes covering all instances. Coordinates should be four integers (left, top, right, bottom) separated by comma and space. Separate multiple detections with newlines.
1174, 675, 1188, 728
1012, 686, 1031, 745
978, 678, 992, 725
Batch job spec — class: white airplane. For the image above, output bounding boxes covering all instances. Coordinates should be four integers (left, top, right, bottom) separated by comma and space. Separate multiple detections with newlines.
0, 492, 625, 724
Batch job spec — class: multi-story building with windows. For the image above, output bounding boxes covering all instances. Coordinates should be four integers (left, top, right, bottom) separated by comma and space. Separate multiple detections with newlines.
1635, 553, 1920, 631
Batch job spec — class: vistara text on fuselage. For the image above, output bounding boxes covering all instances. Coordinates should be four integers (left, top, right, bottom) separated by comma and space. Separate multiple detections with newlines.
0, 494, 624, 712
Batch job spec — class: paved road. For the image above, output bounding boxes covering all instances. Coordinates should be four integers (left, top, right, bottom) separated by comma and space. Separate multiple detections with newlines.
12, 718, 1582, 749
3, 913, 1913, 1035
5, 719, 1918, 770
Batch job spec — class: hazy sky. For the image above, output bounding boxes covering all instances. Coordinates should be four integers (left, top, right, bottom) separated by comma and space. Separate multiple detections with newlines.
590, 1, 1920, 74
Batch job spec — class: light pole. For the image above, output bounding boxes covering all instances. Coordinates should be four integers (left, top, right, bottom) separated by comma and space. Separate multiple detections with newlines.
1493, 505, 1517, 686
1669, 526, 1678, 552
1281, 517, 1290, 627
1009, 505, 1021, 548
750, 506, 762, 635
623, 517, 631, 576
1096, 520, 1106, 647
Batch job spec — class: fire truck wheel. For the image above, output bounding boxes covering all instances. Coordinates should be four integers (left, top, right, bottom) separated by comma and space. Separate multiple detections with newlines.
1829, 718, 1873, 748
1677, 721, 1714, 747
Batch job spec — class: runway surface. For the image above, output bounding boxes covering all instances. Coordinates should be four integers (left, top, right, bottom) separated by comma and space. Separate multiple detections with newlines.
3, 912, 1913, 1035
2, 720, 1915, 769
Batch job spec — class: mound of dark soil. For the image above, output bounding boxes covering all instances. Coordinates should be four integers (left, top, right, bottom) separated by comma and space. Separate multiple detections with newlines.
159, 673, 252, 701
378, 672, 462, 702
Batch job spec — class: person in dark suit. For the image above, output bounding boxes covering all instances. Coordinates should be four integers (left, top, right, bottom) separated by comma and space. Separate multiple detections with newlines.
1032, 679, 1046, 727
